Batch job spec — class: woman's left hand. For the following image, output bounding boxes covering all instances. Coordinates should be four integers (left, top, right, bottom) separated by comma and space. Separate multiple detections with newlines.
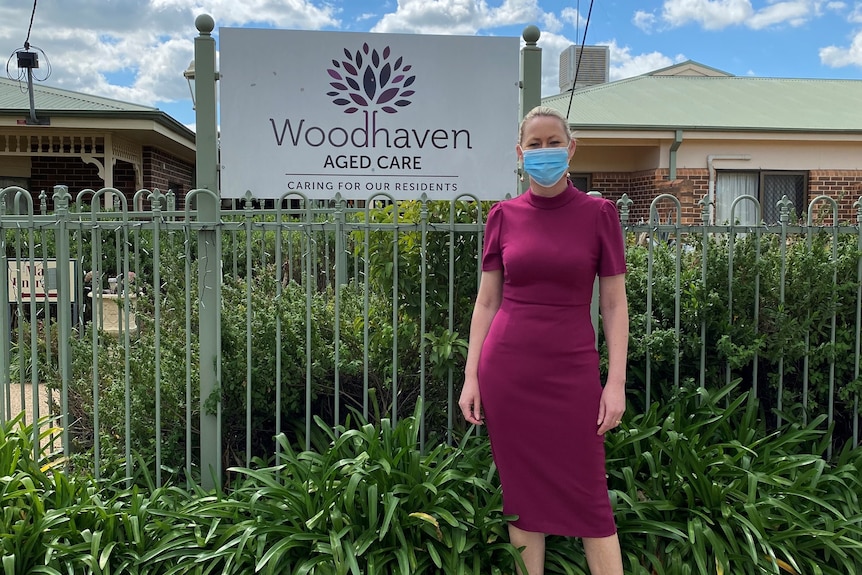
596, 383, 626, 435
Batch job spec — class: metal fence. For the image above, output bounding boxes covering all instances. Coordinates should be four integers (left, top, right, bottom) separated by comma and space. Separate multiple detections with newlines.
1, 185, 860, 489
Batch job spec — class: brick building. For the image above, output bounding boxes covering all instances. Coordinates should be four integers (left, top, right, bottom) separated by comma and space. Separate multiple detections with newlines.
546, 61, 862, 226
0, 77, 195, 212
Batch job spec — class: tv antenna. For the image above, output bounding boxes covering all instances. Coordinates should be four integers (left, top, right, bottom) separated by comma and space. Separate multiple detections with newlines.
5, 0, 53, 125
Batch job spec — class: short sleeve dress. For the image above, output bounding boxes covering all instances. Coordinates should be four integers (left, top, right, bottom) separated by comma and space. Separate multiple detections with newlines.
478, 181, 627, 537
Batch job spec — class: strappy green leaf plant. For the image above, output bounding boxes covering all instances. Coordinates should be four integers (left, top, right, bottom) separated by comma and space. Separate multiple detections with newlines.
607, 379, 862, 575
170, 403, 524, 574
2, 381, 861, 574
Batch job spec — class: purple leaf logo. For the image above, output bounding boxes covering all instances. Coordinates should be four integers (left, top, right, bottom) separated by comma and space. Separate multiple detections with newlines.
326, 44, 416, 114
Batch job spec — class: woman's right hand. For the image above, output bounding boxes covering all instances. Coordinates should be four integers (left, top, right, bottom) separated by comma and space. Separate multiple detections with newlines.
458, 375, 484, 425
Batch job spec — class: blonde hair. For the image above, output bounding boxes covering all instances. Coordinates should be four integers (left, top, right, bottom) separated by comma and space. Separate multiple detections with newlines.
518, 106, 572, 144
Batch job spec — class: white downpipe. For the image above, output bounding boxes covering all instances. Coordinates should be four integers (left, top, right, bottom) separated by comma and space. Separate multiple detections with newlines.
707, 154, 752, 224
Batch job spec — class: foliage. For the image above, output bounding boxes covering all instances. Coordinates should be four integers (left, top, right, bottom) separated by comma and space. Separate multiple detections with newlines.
1, 384, 862, 573
182, 406, 521, 575
607, 379, 862, 575
218, 270, 401, 462
621, 230, 862, 446
353, 199, 488, 339
0, 407, 524, 574
11, 206, 862, 482
24, 249, 200, 484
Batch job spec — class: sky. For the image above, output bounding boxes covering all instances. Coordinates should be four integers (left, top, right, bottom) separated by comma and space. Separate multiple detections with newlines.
1, 0, 861, 131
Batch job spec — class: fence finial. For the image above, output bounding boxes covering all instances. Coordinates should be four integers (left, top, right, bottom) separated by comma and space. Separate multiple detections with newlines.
151, 189, 165, 214
777, 195, 794, 226
698, 194, 711, 225
617, 194, 633, 225
52, 185, 70, 212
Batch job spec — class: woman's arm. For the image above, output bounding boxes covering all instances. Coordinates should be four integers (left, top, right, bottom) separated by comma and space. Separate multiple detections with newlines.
596, 273, 629, 435
458, 269, 503, 425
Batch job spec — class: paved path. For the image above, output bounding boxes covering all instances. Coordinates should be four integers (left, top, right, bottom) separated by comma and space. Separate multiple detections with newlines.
3, 382, 57, 451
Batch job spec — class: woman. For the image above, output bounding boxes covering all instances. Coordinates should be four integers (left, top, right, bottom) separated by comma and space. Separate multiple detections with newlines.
458, 106, 628, 575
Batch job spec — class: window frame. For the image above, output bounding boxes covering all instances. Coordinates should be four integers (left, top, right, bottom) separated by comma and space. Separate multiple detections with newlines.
568, 172, 592, 193
716, 169, 807, 225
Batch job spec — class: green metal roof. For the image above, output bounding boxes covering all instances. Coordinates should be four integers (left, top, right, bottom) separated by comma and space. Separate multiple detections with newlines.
0, 77, 195, 143
543, 75, 862, 133
0, 77, 157, 112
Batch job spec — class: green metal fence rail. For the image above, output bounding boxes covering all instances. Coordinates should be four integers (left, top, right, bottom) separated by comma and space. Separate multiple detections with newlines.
2, 186, 860, 486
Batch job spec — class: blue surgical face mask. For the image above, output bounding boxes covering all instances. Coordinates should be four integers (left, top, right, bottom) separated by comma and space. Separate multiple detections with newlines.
521, 147, 570, 187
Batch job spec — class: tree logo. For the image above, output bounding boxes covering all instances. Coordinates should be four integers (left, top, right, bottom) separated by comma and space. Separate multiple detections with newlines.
326, 44, 416, 114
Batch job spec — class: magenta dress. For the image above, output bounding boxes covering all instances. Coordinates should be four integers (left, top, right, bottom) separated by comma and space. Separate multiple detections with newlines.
478, 182, 627, 537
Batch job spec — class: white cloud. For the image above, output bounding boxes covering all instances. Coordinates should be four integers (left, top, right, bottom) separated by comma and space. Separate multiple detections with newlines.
0, 0, 703, 121
747, 1, 814, 29
0, 0, 340, 115
535, 31, 578, 95
658, 0, 822, 30
151, 0, 339, 28
541, 12, 564, 33
560, 7, 584, 29
662, 0, 755, 29
633, 10, 658, 32
849, 1, 862, 22
605, 40, 680, 81
492, 0, 544, 25
820, 29, 862, 66
533, 34, 679, 97
371, 0, 542, 34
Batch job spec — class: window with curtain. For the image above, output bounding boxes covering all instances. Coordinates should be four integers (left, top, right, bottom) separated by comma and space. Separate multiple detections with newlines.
716, 171, 806, 225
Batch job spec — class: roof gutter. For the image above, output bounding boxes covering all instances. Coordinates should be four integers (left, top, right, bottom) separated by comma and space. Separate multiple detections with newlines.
669, 129, 683, 180
707, 154, 752, 225
0, 109, 196, 143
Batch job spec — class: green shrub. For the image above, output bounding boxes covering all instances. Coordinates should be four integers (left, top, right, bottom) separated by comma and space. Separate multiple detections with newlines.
17, 207, 862, 485
621, 231, 862, 446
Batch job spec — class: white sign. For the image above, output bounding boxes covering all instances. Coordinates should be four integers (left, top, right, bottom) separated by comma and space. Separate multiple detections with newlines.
7, 259, 77, 303
219, 28, 520, 200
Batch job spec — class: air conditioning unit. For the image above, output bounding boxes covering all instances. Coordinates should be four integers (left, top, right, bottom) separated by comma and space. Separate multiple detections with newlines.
559, 45, 609, 92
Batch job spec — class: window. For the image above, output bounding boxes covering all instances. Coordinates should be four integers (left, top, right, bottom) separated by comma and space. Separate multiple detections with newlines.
716, 171, 806, 225
0, 177, 32, 214
569, 173, 591, 193
0, 176, 29, 189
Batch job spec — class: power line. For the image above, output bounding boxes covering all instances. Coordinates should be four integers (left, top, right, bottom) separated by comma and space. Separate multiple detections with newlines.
566, 0, 596, 119
25, 0, 39, 49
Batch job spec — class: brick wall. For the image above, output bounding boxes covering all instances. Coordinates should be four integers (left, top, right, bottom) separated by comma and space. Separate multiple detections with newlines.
670, 169, 710, 224
114, 162, 137, 202
29, 157, 141, 210
808, 170, 862, 224
25, 150, 193, 211
143, 148, 194, 209
590, 169, 669, 224
29, 157, 102, 202
583, 168, 862, 225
